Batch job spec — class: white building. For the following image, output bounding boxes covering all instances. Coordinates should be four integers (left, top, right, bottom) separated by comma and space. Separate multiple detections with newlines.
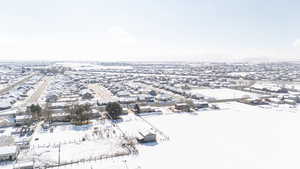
15, 115, 32, 126
0, 145, 18, 161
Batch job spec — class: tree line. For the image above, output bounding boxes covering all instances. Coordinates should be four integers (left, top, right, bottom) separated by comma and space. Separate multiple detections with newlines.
25, 101, 125, 125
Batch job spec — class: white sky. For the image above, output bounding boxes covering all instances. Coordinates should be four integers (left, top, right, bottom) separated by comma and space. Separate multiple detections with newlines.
0, 0, 300, 62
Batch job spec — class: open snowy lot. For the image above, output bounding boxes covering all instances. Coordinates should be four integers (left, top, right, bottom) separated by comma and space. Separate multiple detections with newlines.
189, 88, 262, 100
134, 102, 300, 169
47, 102, 300, 169
22, 120, 130, 165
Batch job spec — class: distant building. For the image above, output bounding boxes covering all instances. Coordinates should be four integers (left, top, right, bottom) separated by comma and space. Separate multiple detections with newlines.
0, 145, 18, 161
0, 101, 11, 111
46, 94, 58, 103
80, 89, 94, 100
193, 101, 209, 109
0, 136, 19, 161
51, 113, 71, 122
15, 115, 32, 126
0, 116, 15, 128
139, 106, 155, 113
175, 103, 191, 112
240, 98, 268, 105
119, 97, 137, 104
284, 99, 296, 105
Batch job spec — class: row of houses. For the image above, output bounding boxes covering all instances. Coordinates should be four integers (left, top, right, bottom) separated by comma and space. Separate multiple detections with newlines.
240, 94, 300, 106
0, 74, 43, 112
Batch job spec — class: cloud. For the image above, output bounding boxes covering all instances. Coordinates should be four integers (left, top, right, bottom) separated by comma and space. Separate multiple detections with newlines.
293, 39, 300, 47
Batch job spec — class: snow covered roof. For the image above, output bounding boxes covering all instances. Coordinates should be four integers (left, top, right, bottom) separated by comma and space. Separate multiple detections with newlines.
0, 136, 15, 146
138, 129, 155, 137
193, 101, 209, 105
119, 97, 137, 102
0, 145, 17, 155
155, 94, 171, 100
0, 117, 15, 127
117, 91, 131, 97
0, 108, 17, 116
0, 100, 11, 109
79, 89, 92, 95
15, 115, 32, 121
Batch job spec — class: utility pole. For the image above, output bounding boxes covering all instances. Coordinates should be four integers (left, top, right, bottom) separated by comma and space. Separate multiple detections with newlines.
58, 143, 61, 165
123, 160, 128, 169
33, 156, 35, 168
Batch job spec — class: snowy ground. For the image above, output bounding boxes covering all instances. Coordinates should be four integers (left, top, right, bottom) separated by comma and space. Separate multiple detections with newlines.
189, 88, 261, 100
18, 120, 130, 165
134, 102, 300, 169
48, 102, 300, 169
4, 102, 300, 169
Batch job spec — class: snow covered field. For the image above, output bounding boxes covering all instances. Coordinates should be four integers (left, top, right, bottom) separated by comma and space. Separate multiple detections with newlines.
134, 102, 300, 169
189, 88, 261, 100
46, 102, 300, 169
4, 102, 300, 169
21, 120, 130, 165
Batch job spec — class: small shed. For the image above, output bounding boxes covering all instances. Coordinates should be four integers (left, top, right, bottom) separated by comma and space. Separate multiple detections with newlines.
175, 103, 191, 112
137, 131, 156, 143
